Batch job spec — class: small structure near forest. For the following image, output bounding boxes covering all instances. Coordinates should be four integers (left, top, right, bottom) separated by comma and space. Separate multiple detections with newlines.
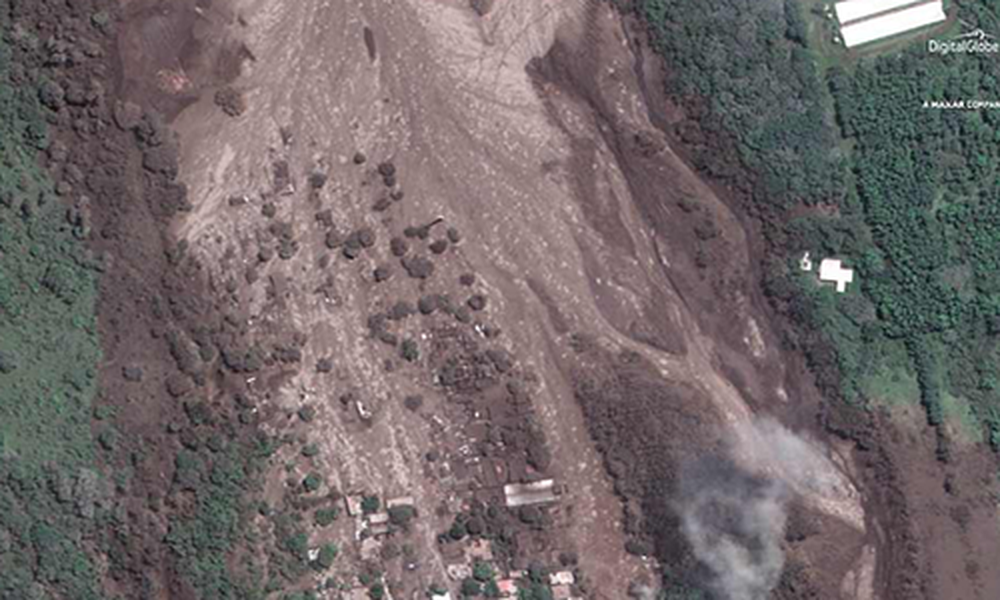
800, 253, 855, 294
819, 258, 855, 293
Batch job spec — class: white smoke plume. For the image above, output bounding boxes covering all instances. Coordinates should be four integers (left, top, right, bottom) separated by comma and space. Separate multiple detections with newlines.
678, 418, 833, 600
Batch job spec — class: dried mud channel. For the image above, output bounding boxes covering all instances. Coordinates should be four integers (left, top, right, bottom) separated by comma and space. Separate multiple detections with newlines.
23, 0, 989, 599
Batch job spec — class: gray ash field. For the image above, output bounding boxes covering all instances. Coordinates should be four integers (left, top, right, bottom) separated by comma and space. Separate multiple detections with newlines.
2, 0, 998, 599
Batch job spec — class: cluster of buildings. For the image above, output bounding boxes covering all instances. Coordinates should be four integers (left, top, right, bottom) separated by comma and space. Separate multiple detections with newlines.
830, 0, 947, 48
433, 536, 579, 600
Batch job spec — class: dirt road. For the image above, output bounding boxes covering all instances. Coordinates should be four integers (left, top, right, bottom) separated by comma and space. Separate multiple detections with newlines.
119, 0, 874, 597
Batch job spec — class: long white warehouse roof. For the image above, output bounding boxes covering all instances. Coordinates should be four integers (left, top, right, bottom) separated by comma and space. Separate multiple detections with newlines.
835, 0, 923, 25
840, 1, 946, 47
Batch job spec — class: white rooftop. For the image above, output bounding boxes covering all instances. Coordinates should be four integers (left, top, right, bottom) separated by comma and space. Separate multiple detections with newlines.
504, 479, 557, 508
835, 0, 922, 25
819, 258, 854, 293
838, 1, 946, 47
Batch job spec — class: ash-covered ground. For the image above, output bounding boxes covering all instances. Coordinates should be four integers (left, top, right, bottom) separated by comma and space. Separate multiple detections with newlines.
25, 0, 1000, 598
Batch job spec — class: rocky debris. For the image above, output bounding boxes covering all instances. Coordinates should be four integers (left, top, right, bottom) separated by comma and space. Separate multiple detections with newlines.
429, 239, 448, 255
403, 395, 423, 411
390, 189, 405, 202
357, 227, 376, 248
400, 338, 419, 362
221, 344, 266, 373
459, 273, 476, 286
404, 224, 430, 240
113, 101, 142, 131
447, 227, 461, 243
278, 238, 299, 260
308, 170, 328, 190
467, 294, 487, 311
316, 357, 334, 373
437, 354, 501, 392
122, 365, 144, 382
325, 228, 345, 249
388, 301, 415, 321
402, 255, 435, 279
165, 373, 194, 398
228, 195, 249, 207
258, 246, 275, 263
363, 26, 377, 61
390, 237, 409, 257
273, 344, 303, 364
272, 160, 294, 195
367, 313, 388, 338
214, 86, 246, 117
470, 0, 495, 16
453, 306, 472, 324
142, 144, 180, 177
482, 323, 502, 339
268, 221, 299, 260
486, 349, 513, 373
377, 161, 397, 187
39, 79, 66, 110
298, 405, 317, 422
261, 202, 277, 218
377, 161, 396, 178
413, 217, 444, 239
373, 197, 391, 212
418, 294, 439, 315
315, 209, 334, 228
67, 195, 93, 239
379, 331, 399, 346
353, 152, 367, 165
343, 243, 361, 260
373, 265, 392, 282
342, 227, 376, 259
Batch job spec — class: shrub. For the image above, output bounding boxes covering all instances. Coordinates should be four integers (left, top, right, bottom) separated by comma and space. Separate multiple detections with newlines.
448, 519, 467, 541
400, 339, 419, 362
301, 443, 320, 458
472, 560, 493, 582
303, 473, 322, 493
312, 543, 338, 571
315, 507, 340, 527
388, 505, 416, 526
361, 495, 381, 514
460, 577, 482, 597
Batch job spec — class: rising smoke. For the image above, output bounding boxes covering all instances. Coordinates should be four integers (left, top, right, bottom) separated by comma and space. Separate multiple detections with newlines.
677, 418, 833, 600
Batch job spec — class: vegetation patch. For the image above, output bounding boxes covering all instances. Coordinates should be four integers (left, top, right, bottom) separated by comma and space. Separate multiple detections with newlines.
0, 4, 100, 468
640, 0, 1000, 454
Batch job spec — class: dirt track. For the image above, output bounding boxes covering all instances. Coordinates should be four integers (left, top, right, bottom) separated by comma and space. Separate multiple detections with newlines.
112, 0, 878, 597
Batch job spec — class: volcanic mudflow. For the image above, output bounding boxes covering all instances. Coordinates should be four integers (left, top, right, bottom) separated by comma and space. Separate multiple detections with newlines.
16, 0, 1000, 599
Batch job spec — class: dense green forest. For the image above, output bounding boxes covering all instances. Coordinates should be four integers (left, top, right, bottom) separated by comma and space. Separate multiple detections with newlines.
0, 0, 107, 596
641, 0, 1000, 454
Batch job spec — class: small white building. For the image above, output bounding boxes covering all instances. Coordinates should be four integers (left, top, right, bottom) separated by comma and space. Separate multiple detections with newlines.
819, 258, 854, 293
800, 251, 813, 272
549, 571, 576, 586
504, 480, 557, 508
